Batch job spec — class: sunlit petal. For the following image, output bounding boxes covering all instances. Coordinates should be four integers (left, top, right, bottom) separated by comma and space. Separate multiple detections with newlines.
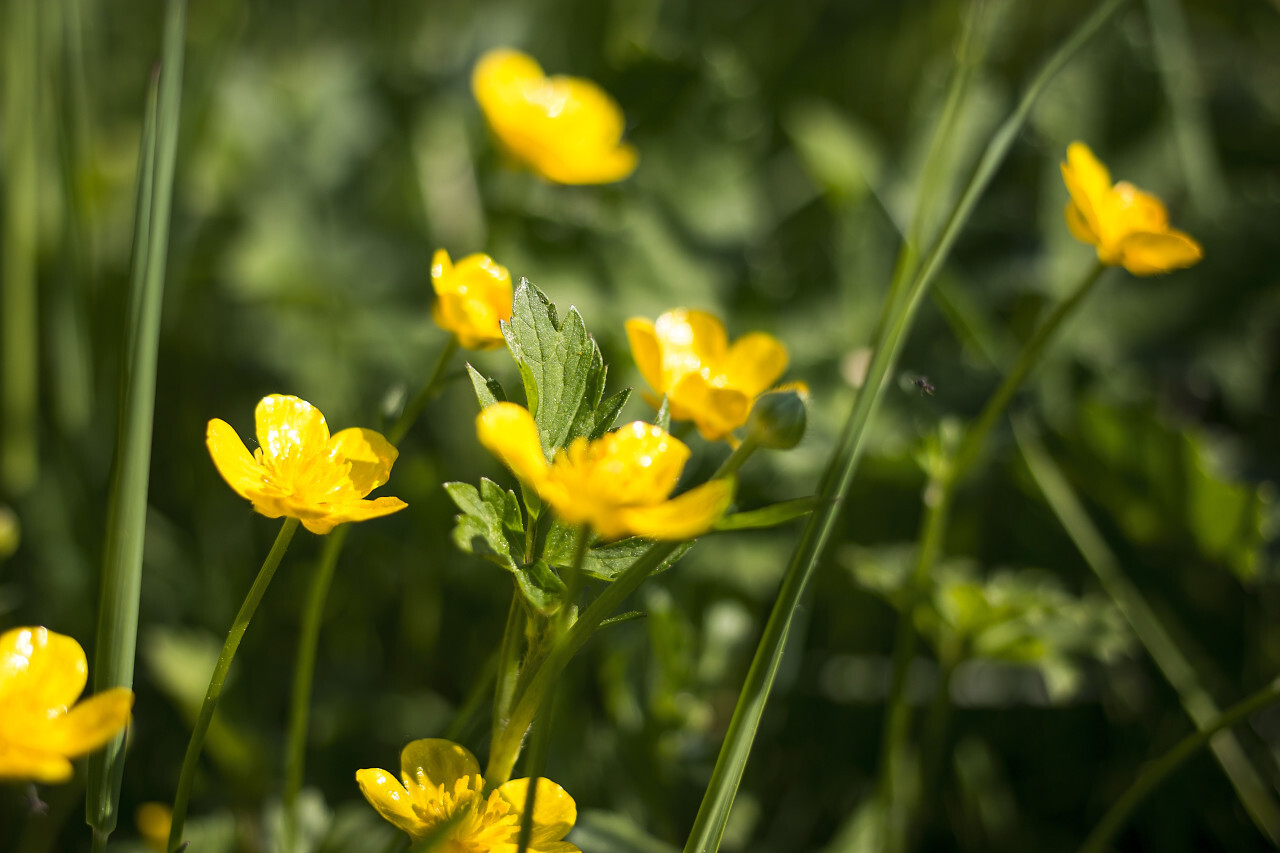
399, 738, 480, 791
254, 395, 330, 467
206, 419, 266, 501
723, 332, 788, 397
0, 626, 88, 710
330, 428, 399, 496
624, 318, 664, 395
477, 403, 551, 487
497, 778, 577, 843
356, 767, 426, 837
616, 479, 734, 541
39, 688, 134, 755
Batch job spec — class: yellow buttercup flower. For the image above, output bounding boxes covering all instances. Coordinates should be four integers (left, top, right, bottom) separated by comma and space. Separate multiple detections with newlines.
0, 627, 134, 783
477, 402, 732, 541
432, 249, 513, 350
626, 309, 790, 443
1061, 141, 1203, 276
206, 394, 407, 535
136, 802, 173, 852
472, 48, 637, 185
357, 738, 580, 852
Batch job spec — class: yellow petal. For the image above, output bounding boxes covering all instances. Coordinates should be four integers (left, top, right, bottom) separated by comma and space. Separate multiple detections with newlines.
539, 140, 638, 185
317, 497, 408, 531
206, 419, 267, 501
1064, 142, 1112, 203
330, 428, 399, 497
1111, 181, 1170, 233
624, 318, 664, 395
0, 626, 88, 710
0, 743, 74, 783
39, 687, 133, 756
430, 248, 456, 295
1063, 201, 1099, 246
399, 738, 480, 791
722, 332, 788, 397
668, 372, 745, 440
356, 767, 426, 837
1117, 230, 1204, 276
497, 777, 578, 844
477, 403, 550, 488
254, 395, 330, 468
589, 422, 690, 506
654, 310, 728, 379
473, 48, 547, 114
615, 478, 734, 540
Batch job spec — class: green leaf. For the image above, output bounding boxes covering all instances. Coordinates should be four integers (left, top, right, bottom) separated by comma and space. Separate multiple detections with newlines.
501, 278, 609, 453
592, 387, 633, 440
1071, 399, 1270, 583
444, 480, 524, 572
713, 496, 821, 531
516, 559, 567, 615
466, 362, 506, 409
544, 521, 694, 581
654, 396, 672, 433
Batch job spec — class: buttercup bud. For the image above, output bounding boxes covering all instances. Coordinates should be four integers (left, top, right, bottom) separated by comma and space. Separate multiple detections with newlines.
746, 386, 809, 450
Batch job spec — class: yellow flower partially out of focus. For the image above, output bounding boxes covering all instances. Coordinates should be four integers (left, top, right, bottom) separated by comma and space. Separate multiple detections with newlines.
1061, 141, 1203, 276
477, 402, 732, 541
472, 48, 637, 185
136, 802, 173, 852
207, 394, 407, 535
626, 309, 791, 443
357, 738, 580, 852
0, 627, 134, 783
431, 249, 513, 350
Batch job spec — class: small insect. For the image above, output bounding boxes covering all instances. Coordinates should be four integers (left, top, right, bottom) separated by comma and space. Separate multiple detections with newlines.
913, 376, 935, 396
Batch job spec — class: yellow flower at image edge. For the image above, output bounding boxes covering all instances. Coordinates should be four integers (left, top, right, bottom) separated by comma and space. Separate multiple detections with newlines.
0, 627, 134, 783
477, 403, 732, 541
432, 249, 513, 350
207, 394, 407, 534
1061, 141, 1202, 276
626, 309, 791, 442
357, 738, 580, 852
472, 48, 637, 185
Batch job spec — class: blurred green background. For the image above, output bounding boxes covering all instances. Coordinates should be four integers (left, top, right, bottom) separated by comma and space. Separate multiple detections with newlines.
2, 0, 1280, 850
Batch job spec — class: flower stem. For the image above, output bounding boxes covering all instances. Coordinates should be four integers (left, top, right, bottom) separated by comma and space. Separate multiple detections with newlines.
279, 337, 458, 848
388, 336, 459, 445
168, 517, 299, 853
485, 540, 680, 785
875, 260, 1107, 852
282, 523, 349, 852
1078, 677, 1280, 853
713, 434, 759, 480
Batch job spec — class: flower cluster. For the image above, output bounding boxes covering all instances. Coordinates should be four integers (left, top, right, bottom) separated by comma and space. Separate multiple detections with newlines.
1061, 141, 1202, 276
477, 401, 733, 541
207, 394, 407, 534
472, 48, 637, 185
357, 739, 579, 852
626, 309, 794, 444
0, 627, 133, 783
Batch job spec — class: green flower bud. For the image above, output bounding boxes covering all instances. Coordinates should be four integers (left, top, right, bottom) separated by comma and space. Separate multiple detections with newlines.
747, 386, 809, 450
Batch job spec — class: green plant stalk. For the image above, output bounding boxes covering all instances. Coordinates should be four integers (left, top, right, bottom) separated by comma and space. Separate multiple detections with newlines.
492, 587, 528, 755
1078, 676, 1280, 853
88, 0, 188, 835
168, 517, 300, 852
1013, 415, 1280, 844
281, 339, 458, 847
485, 540, 680, 785
875, 261, 1107, 850
282, 523, 350, 852
682, 3, 1126, 851
1, 0, 39, 494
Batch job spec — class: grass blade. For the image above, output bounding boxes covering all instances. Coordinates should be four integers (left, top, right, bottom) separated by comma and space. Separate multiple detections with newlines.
1013, 414, 1280, 845
682, 3, 1127, 851
2, 0, 40, 494
85, 0, 187, 843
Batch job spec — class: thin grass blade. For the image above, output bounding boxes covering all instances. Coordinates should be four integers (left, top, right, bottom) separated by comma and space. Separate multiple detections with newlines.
681, 3, 1127, 851
85, 0, 188, 842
